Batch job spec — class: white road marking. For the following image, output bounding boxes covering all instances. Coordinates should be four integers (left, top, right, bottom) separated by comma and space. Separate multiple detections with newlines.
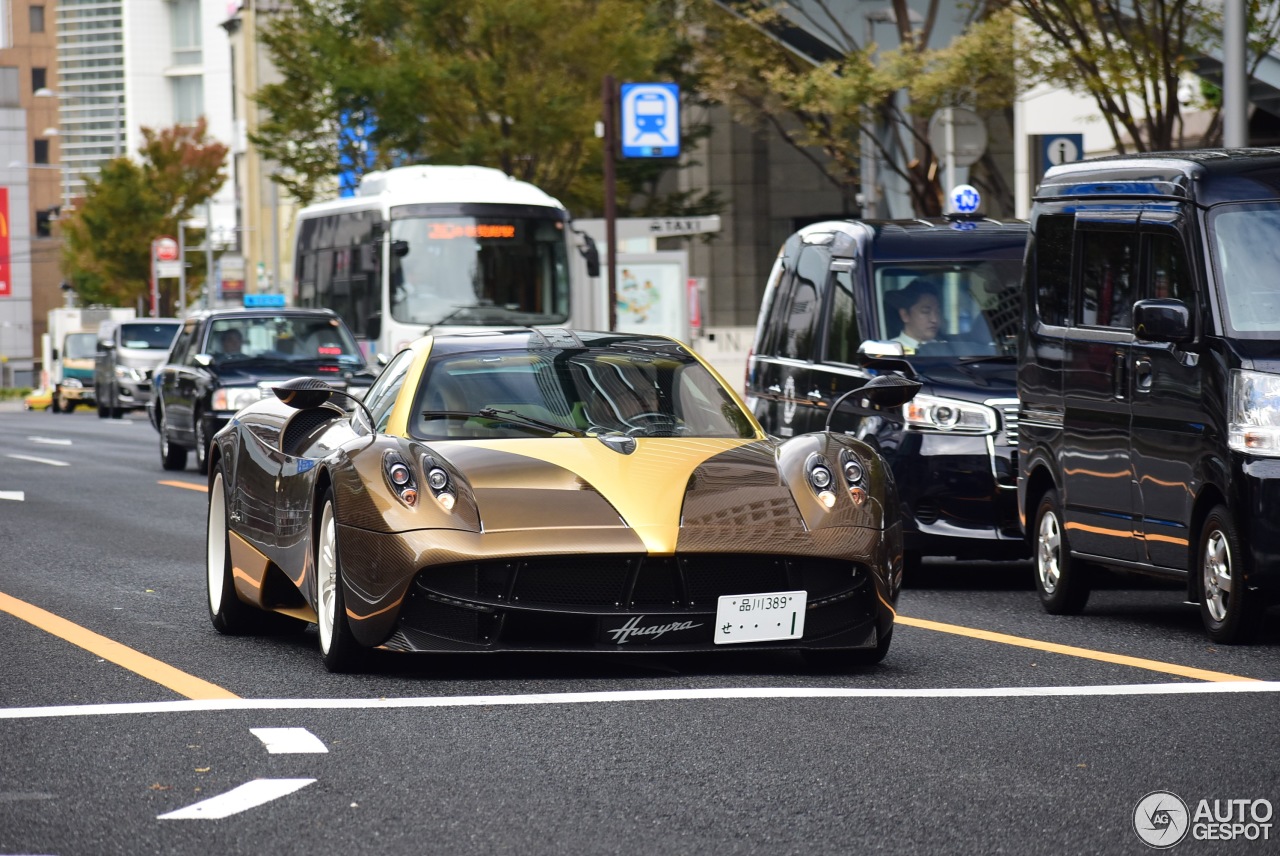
157, 778, 316, 820
0, 491, 24, 502
3, 682, 1279, 721
251, 727, 328, 754
5, 454, 70, 467
28, 437, 72, 446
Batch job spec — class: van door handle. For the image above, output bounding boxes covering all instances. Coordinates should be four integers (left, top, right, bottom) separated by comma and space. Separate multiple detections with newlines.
1134, 358, 1154, 392
767, 384, 782, 394
1113, 349, 1127, 400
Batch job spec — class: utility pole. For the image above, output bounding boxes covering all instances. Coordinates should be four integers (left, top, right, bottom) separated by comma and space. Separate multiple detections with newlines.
603, 75, 618, 332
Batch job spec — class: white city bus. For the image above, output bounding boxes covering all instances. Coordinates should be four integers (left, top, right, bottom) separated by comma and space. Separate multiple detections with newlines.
292, 165, 599, 357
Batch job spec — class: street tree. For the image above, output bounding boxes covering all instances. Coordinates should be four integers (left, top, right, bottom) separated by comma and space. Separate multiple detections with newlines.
252, 0, 715, 215
60, 119, 228, 315
691, 0, 1019, 216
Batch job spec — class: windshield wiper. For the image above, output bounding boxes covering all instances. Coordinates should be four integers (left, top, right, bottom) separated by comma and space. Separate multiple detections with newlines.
420, 408, 585, 437
956, 354, 1016, 365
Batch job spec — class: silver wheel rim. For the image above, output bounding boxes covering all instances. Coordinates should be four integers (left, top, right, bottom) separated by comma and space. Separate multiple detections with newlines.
1203, 528, 1233, 623
160, 413, 170, 456
196, 420, 206, 466
317, 502, 338, 654
1037, 508, 1062, 594
207, 472, 226, 614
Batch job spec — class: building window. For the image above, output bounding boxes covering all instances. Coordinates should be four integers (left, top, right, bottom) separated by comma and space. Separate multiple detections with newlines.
31, 5, 45, 34
173, 75, 204, 123
171, 0, 203, 65
32, 67, 46, 93
34, 138, 49, 164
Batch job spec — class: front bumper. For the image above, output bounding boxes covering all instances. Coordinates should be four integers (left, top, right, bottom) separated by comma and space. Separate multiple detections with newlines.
890, 432, 1027, 558
1233, 456, 1280, 596
384, 553, 886, 654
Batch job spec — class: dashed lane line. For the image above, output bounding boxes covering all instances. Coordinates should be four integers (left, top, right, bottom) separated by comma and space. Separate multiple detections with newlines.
0, 591, 238, 701
5, 454, 69, 467
2, 682, 1280, 722
251, 727, 328, 754
0, 491, 23, 501
157, 778, 316, 820
894, 615, 1257, 683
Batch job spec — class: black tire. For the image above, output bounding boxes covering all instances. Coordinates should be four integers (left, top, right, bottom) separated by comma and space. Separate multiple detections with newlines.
194, 411, 210, 475
51, 390, 65, 413
315, 488, 364, 672
159, 408, 188, 471
207, 462, 259, 634
803, 628, 893, 671
110, 386, 124, 419
1032, 489, 1091, 615
1197, 505, 1262, 644
96, 394, 109, 419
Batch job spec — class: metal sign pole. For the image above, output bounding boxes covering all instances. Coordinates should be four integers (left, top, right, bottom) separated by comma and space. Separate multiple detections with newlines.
603, 75, 618, 332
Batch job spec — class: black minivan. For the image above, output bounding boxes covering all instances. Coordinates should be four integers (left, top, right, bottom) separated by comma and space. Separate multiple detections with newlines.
747, 216, 1028, 569
1019, 149, 1280, 643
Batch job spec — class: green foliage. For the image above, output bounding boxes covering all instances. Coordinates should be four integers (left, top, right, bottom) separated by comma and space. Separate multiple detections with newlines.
691, 1, 1020, 216
60, 119, 228, 314
253, 0, 717, 216
1014, 0, 1280, 151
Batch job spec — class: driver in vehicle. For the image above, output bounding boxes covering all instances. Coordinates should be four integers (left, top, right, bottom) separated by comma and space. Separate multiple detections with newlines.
891, 278, 943, 354
216, 328, 244, 357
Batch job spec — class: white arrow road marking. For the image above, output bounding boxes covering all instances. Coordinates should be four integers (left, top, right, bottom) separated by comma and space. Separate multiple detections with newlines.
0, 491, 24, 502
157, 778, 315, 820
251, 727, 328, 754
28, 437, 72, 445
5, 454, 70, 467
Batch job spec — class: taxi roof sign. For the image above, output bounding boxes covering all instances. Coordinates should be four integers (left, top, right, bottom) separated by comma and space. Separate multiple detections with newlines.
244, 293, 286, 308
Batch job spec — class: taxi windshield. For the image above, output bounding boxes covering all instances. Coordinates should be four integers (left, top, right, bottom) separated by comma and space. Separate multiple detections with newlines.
872, 260, 1022, 358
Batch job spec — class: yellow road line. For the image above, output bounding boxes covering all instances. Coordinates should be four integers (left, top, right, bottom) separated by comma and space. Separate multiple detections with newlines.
159, 480, 208, 493
0, 591, 238, 700
896, 615, 1257, 683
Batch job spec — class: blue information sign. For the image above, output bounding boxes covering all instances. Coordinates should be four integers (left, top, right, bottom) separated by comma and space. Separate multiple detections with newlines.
621, 83, 680, 158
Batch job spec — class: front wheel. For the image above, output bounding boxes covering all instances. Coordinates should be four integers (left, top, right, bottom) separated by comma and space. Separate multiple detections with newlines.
1033, 489, 1091, 615
159, 408, 188, 471
316, 489, 364, 672
1198, 505, 1262, 644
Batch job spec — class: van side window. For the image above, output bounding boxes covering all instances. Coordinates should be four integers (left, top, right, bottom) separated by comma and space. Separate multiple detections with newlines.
1078, 230, 1136, 328
1146, 233, 1192, 303
757, 259, 793, 357
1034, 215, 1072, 326
825, 269, 862, 364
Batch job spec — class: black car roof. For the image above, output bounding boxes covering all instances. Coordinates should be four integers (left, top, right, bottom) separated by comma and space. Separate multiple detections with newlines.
1036, 148, 1280, 206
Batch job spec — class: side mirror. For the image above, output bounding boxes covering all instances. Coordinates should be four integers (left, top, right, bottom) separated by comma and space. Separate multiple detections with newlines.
365, 311, 382, 343
391, 239, 410, 258
855, 341, 916, 378
824, 374, 922, 432
272, 376, 336, 409
578, 233, 601, 278
97, 339, 114, 352
1133, 299, 1192, 344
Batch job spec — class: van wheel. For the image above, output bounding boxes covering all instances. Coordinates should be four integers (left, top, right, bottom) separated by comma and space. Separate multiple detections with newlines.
1198, 506, 1261, 644
1033, 489, 1091, 615
316, 489, 364, 672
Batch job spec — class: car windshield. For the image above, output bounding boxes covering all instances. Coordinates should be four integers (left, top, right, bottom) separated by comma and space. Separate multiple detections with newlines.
64, 332, 98, 359
1208, 201, 1280, 337
118, 322, 180, 349
872, 259, 1022, 358
205, 316, 366, 367
412, 341, 757, 440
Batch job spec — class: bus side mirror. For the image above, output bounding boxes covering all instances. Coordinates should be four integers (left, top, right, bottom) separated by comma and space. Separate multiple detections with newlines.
365, 312, 382, 343
391, 239, 409, 258
578, 233, 601, 278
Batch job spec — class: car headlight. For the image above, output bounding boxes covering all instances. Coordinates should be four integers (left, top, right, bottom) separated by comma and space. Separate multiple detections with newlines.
903, 393, 997, 434
1229, 369, 1280, 456
62, 378, 83, 389
114, 366, 146, 382
212, 386, 264, 412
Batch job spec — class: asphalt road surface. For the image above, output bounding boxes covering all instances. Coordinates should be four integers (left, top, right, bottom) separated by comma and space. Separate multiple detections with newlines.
2, 403, 1278, 855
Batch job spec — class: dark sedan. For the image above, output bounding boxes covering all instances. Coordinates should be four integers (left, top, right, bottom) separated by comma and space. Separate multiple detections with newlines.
151, 307, 376, 474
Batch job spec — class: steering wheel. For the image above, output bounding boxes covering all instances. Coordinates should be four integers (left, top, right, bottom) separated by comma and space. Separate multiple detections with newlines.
623, 411, 683, 437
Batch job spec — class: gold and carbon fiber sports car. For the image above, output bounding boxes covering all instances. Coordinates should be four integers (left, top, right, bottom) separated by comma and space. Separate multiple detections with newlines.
205, 329, 921, 672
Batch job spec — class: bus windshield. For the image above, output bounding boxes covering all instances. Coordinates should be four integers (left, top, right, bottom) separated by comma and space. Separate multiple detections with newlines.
389, 214, 571, 328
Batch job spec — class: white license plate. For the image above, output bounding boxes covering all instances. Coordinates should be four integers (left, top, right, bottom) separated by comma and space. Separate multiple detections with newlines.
714, 590, 807, 645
